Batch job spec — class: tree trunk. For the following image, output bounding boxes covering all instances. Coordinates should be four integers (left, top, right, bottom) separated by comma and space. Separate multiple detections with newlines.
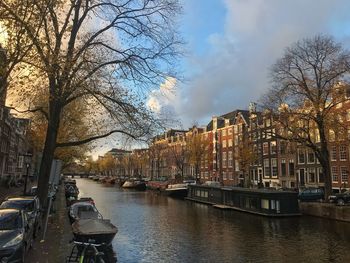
195, 163, 199, 183
37, 100, 61, 208
318, 124, 332, 200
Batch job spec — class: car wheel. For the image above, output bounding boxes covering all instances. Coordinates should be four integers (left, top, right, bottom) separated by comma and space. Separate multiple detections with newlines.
337, 199, 345, 206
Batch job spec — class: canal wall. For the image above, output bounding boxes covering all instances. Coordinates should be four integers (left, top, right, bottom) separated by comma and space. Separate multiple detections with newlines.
300, 202, 350, 222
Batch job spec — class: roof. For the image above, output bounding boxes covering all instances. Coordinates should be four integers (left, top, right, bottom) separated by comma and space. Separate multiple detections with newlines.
0, 208, 21, 214
6, 196, 35, 201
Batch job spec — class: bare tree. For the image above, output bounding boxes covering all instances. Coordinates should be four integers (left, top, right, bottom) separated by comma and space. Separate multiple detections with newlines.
148, 142, 166, 180
187, 130, 206, 182
0, 0, 182, 205
263, 35, 350, 198
168, 142, 187, 182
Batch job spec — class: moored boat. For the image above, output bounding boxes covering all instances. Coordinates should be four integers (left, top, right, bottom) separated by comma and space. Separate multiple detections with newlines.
72, 218, 118, 245
146, 180, 168, 191
122, 180, 146, 191
106, 177, 116, 184
186, 185, 300, 217
164, 183, 188, 199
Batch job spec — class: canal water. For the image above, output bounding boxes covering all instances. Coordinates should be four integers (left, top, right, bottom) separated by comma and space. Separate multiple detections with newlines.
76, 178, 350, 263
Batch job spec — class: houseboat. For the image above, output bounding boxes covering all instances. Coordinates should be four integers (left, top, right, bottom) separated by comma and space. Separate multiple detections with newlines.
122, 179, 146, 191
186, 185, 300, 217
164, 183, 188, 199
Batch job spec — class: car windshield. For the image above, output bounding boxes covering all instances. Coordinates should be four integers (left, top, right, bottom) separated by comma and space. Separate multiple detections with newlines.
0, 211, 22, 230
0, 200, 34, 212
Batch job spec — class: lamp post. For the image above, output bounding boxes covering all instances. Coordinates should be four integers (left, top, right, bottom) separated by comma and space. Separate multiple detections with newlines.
22, 153, 32, 195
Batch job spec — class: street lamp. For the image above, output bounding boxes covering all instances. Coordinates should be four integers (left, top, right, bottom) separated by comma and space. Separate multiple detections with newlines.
22, 152, 32, 195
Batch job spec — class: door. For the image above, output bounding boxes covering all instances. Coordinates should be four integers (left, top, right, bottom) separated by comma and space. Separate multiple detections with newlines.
299, 169, 305, 186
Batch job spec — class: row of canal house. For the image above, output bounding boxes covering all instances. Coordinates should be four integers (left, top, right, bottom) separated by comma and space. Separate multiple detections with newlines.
127, 96, 350, 192
0, 46, 33, 185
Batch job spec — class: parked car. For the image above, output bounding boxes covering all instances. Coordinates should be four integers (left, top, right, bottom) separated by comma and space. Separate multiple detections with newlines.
0, 208, 34, 262
65, 183, 79, 199
0, 196, 42, 238
298, 188, 324, 201
329, 190, 350, 205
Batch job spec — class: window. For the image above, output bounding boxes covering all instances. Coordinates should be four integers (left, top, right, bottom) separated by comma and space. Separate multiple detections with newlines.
270, 141, 277, 154
266, 130, 271, 139
331, 146, 337, 161
340, 146, 347, 161
332, 166, 338, 182
261, 199, 269, 209
222, 152, 227, 168
280, 141, 286, 155
264, 159, 270, 177
265, 118, 271, 127
223, 171, 227, 180
315, 129, 320, 143
222, 140, 227, 148
308, 168, 315, 183
228, 139, 233, 147
318, 168, 324, 183
229, 172, 234, 180
289, 160, 295, 176
235, 160, 239, 172
298, 150, 305, 164
271, 158, 278, 177
222, 130, 227, 136
340, 167, 349, 182
228, 128, 232, 135
329, 130, 335, 142
307, 152, 315, 163
263, 142, 269, 155
281, 159, 286, 176
270, 200, 276, 210
18, 156, 24, 169
228, 151, 233, 167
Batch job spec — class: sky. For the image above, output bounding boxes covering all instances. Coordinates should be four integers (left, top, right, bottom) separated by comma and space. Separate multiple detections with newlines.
95, 0, 350, 157
148, 0, 350, 129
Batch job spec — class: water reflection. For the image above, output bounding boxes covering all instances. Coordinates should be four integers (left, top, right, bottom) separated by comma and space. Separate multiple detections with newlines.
76, 179, 350, 263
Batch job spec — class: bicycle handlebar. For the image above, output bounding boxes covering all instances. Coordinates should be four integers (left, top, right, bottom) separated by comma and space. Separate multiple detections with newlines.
73, 241, 106, 247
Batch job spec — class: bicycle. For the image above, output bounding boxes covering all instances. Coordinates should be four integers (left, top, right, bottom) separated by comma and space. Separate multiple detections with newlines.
66, 240, 106, 263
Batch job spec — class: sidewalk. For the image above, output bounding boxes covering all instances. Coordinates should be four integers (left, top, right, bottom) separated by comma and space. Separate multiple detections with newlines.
26, 185, 73, 263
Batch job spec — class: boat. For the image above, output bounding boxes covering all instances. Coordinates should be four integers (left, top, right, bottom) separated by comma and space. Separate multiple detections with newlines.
69, 202, 102, 223
186, 185, 301, 217
146, 180, 169, 191
72, 218, 118, 245
122, 180, 146, 191
105, 177, 116, 185
164, 183, 188, 199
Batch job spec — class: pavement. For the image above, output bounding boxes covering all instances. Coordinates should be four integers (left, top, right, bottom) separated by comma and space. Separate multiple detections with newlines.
26, 185, 74, 263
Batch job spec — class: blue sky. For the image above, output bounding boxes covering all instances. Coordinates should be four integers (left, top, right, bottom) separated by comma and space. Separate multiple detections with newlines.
95, 0, 350, 156
148, 0, 350, 129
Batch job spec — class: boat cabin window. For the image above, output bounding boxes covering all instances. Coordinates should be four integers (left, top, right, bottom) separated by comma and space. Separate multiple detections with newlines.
261, 199, 269, 209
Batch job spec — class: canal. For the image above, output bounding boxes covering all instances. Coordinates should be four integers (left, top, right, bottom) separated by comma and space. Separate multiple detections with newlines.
76, 178, 350, 263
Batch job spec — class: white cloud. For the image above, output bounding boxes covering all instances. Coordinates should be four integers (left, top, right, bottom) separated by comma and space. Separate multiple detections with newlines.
147, 76, 178, 114
176, 0, 350, 127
